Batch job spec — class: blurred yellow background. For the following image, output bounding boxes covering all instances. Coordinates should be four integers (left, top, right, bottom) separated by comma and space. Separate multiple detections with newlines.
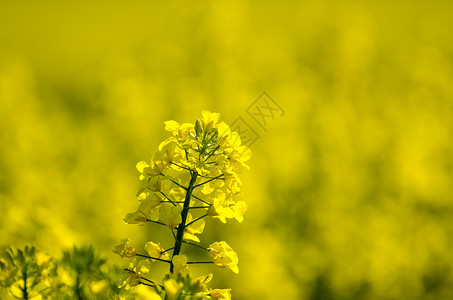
1, 0, 453, 299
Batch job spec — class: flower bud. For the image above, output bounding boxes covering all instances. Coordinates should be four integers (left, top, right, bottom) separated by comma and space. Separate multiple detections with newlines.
219, 135, 229, 147
204, 120, 214, 133
195, 119, 203, 135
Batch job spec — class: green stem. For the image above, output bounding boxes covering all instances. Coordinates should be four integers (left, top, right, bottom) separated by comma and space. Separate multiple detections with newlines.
75, 272, 82, 300
159, 191, 177, 206
170, 161, 191, 171
139, 282, 157, 288
136, 253, 171, 263
204, 145, 220, 161
21, 268, 28, 300
170, 170, 198, 273
197, 173, 221, 179
193, 174, 224, 188
147, 219, 166, 226
169, 179, 187, 190
199, 132, 208, 159
185, 214, 208, 227
141, 277, 164, 289
192, 195, 210, 205
161, 247, 174, 253
183, 240, 209, 251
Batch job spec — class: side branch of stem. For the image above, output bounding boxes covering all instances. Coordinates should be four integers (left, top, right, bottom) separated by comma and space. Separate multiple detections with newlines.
185, 214, 208, 228
147, 219, 166, 226
169, 179, 187, 190
192, 195, 210, 205
159, 191, 176, 206
170, 161, 191, 171
204, 145, 220, 162
183, 240, 209, 251
136, 253, 171, 263
193, 174, 224, 188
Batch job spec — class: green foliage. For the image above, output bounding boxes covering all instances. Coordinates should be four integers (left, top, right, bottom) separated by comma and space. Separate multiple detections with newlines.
1, 245, 56, 299
57, 245, 115, 299
0, 245, 124, 300
157, 273, 215, 300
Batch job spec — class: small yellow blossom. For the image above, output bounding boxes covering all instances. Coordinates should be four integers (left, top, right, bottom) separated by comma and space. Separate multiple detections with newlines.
119, 272, 140, 290
135, 192, 162, 221
216, 122, 231, 139
144, 241, 170, 262
207, 197, 234, 223
222, 172, 242, 193
136, 175, 166, 196
169, 187, 186, 201
164, 120, 195, 149
113, 238, 136, 258
185, 156, 211, 175
183, 213, 206, 242
136, 161, 150, 180
208, 242, 239, 274
231, 201, 247, 223
119, 259, 151, 290
172, 255, 191, 276
200, 111, 220, 132
163, 277, 183, 300
210, 289, 232, 299
154, 140, 184, 165
227, 146, 251, 173
191, 273, 213, 294
123, 210, 148, 226
159, 203, 183, 228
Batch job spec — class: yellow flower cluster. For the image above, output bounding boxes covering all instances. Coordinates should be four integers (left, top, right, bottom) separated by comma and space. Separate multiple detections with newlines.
129, 111, 251, 228
113, 111, 250, 299
118, 259, 151, 290
162, 273, 231, 300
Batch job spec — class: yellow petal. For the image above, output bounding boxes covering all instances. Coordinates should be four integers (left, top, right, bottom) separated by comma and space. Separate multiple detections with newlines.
136, 161, 149, 173
164, 120, 180, 132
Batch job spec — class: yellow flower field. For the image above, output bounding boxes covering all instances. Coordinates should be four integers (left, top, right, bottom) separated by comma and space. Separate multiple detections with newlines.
1, 1, 453, 299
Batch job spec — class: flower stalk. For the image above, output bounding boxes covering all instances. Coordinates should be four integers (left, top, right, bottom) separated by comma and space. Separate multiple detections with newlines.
170, 170, 198, 273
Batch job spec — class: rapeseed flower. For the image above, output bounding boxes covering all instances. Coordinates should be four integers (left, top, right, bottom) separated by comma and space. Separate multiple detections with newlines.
172, 255, 191, 276
117, 111, 251, 298
208, 242, 239, 274
210, 289, 232, 299
113, 238, 136, 258
145, 242, 170, 262
159, 203, 183, 228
